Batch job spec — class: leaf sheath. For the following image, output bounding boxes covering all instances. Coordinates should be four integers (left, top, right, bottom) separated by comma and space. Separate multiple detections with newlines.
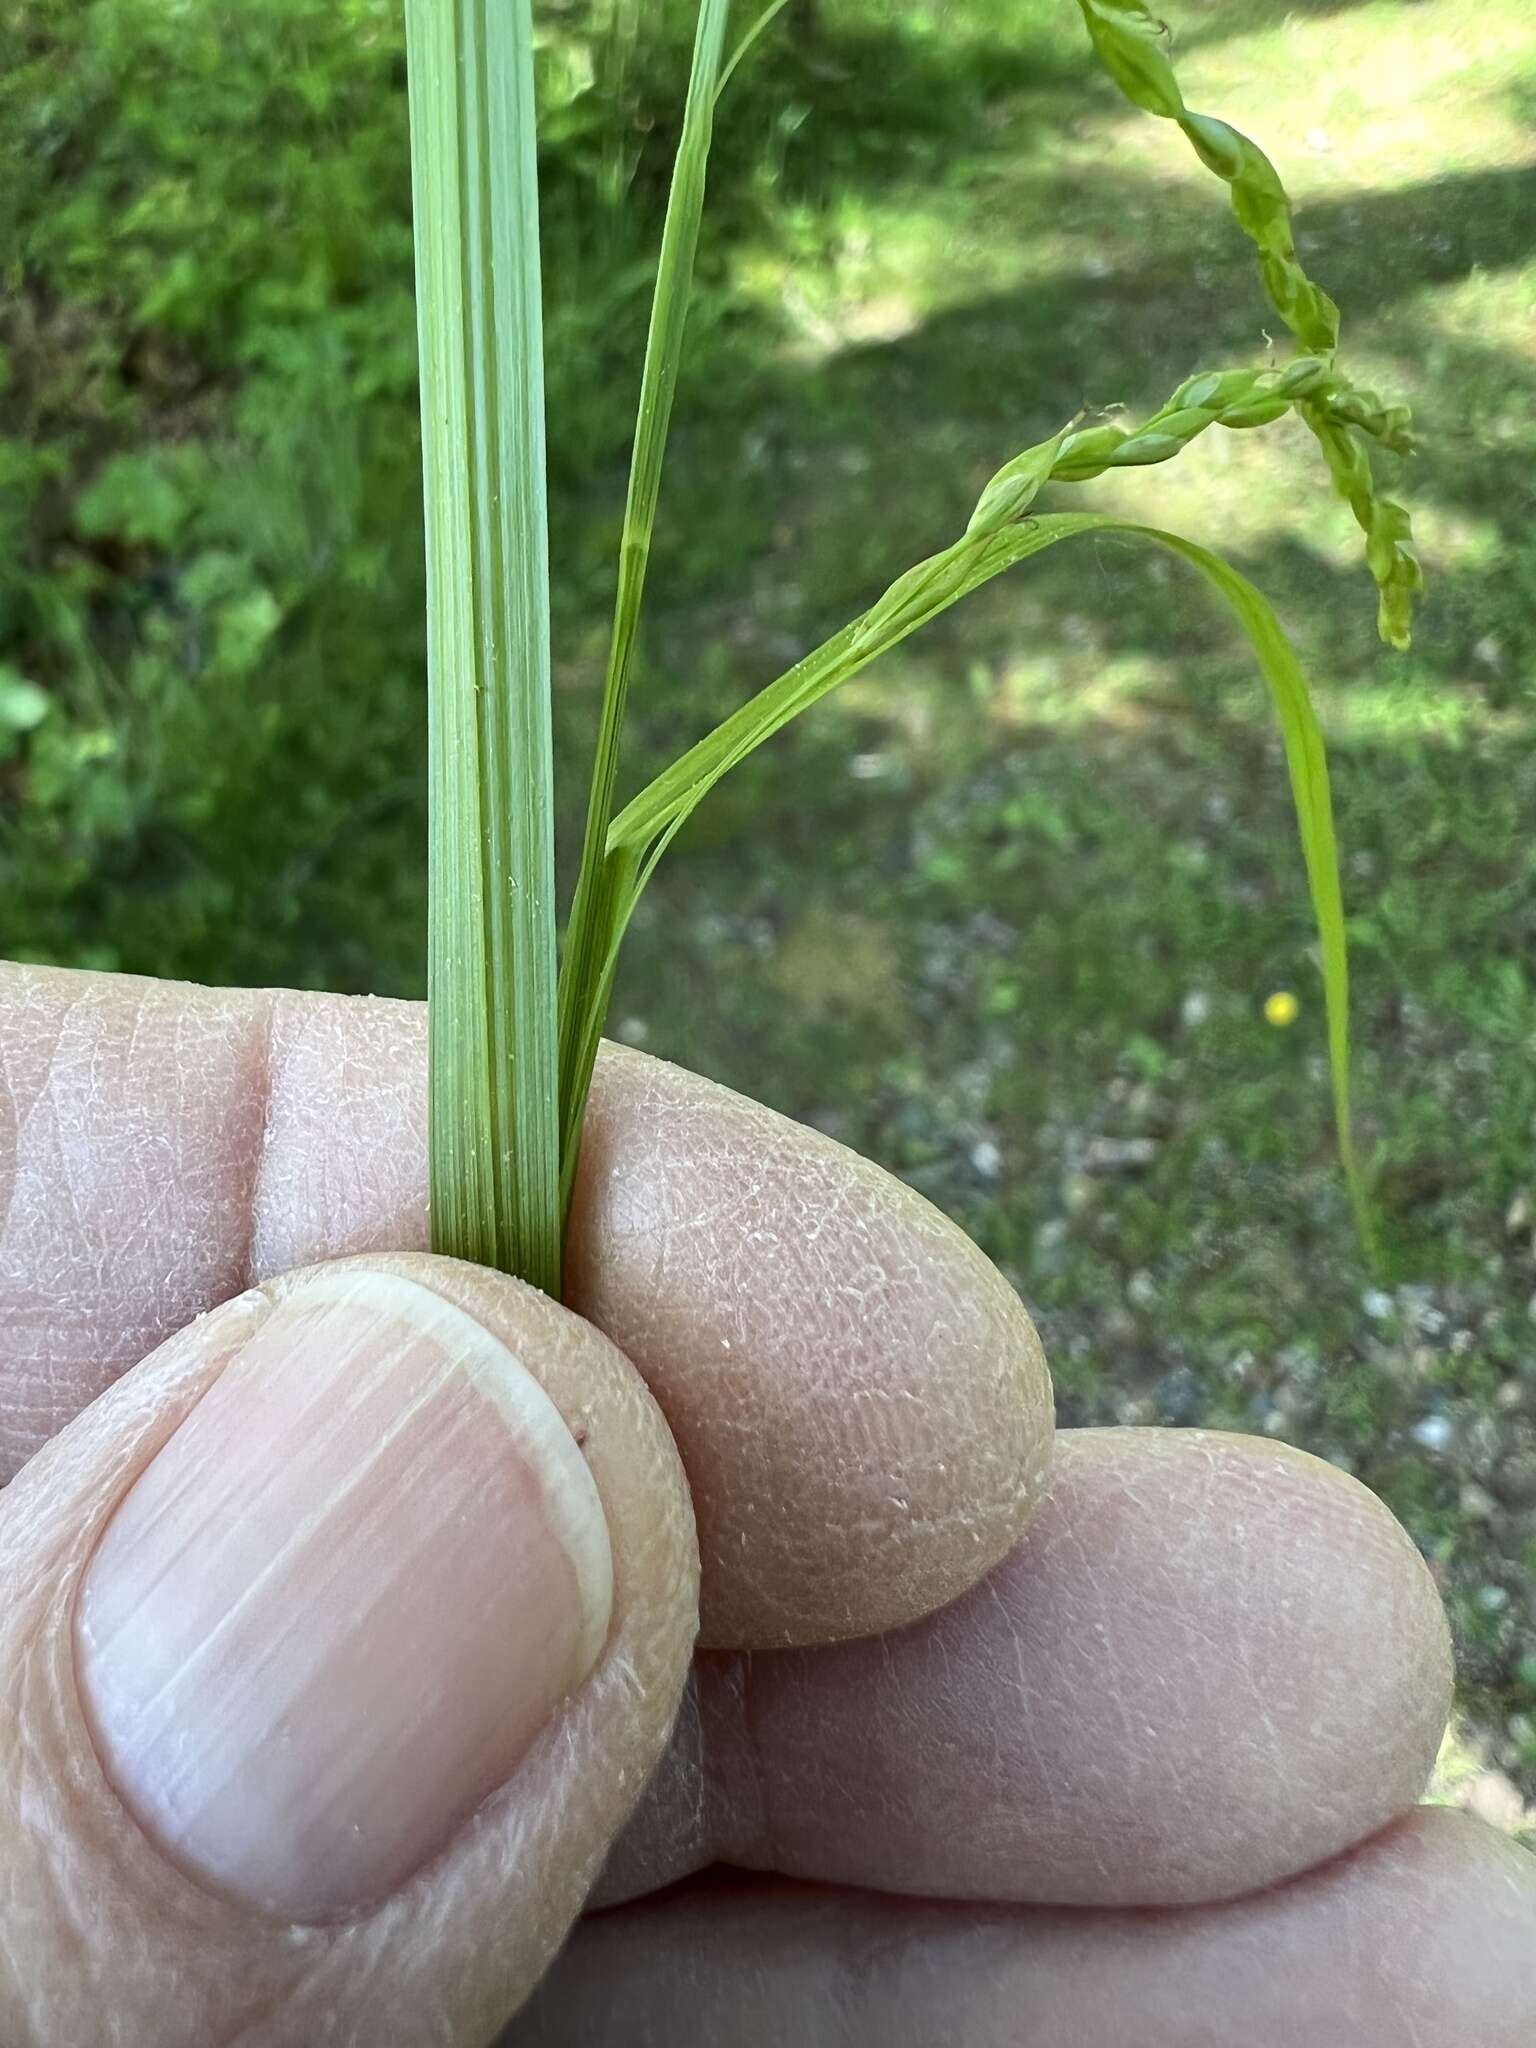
407, 0, 561, 1293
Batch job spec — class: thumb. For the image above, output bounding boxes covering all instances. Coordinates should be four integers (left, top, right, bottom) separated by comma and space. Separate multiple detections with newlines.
0, 1254, 698, 2048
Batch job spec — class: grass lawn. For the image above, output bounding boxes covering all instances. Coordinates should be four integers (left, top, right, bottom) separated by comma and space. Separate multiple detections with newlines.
5, 0, 1535, 1827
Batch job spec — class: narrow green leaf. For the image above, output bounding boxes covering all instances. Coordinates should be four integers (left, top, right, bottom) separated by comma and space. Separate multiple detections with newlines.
556, 0, 734, 1210
716, 0, 792, 101
1128, 529, 1377, 1264
610, 513, 1376, 1259
607, 518, 1100, 849
407, 0, 561, 1294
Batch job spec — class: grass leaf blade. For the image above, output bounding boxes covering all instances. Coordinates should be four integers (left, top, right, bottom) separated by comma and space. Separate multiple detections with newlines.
717, 0, 792, 101
1142, 528, 1377, 1262
610, 512, 1375, 1257
556, 0, 733, 1201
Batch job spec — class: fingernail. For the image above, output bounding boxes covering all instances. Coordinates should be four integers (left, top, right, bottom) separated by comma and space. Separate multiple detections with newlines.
74, 1267, 613, 1922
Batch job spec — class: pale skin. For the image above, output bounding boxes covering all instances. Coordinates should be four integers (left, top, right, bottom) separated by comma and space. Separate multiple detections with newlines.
0, 962, 1532, 2046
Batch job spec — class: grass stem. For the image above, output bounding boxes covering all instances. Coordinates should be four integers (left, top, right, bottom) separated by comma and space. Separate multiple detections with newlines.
407, 0, 561, 1294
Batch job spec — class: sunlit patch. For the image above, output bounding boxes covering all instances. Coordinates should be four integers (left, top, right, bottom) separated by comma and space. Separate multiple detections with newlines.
1101, 0, 1536, 200
1419, 268, 1536, 364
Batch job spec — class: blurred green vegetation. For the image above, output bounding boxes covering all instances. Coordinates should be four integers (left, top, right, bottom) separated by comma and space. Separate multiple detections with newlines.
3, 0, 1535, 1815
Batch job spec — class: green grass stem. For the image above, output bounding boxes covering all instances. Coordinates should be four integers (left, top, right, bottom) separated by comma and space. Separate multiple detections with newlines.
406, 0, 561, 1293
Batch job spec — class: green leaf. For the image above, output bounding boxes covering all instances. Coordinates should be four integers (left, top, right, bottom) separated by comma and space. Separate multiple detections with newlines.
555, 0, 734, 1215
1134, 529, 1376, 1263
610, 513, 1376, 1261
406, 0, 561, 1295
716, 0, 792, 101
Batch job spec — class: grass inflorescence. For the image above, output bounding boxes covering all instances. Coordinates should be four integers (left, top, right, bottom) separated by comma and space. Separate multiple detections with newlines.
408, 0, 1420, 1290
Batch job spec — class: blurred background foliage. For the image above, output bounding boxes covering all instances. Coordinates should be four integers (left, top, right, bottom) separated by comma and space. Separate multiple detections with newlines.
2, 0, 1535, 1821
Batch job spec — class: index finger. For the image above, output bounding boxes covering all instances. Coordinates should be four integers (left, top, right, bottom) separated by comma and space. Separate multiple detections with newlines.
0, 962, 1052, 1648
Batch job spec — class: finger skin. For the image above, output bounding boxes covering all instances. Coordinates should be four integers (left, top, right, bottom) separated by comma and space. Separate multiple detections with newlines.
570, 1044, 1052, 1646
0, 964, 1052, 1648
510, 1811, 1536, 2048
0, 1254, 697, 2048
598, 1427, 1452, 1908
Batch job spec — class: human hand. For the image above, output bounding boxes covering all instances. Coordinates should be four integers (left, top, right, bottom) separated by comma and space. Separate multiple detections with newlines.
1, 964, 1531, 2046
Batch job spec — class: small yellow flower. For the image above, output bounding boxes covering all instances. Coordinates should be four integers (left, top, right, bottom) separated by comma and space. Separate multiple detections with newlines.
1264, 990, 1299, 1027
